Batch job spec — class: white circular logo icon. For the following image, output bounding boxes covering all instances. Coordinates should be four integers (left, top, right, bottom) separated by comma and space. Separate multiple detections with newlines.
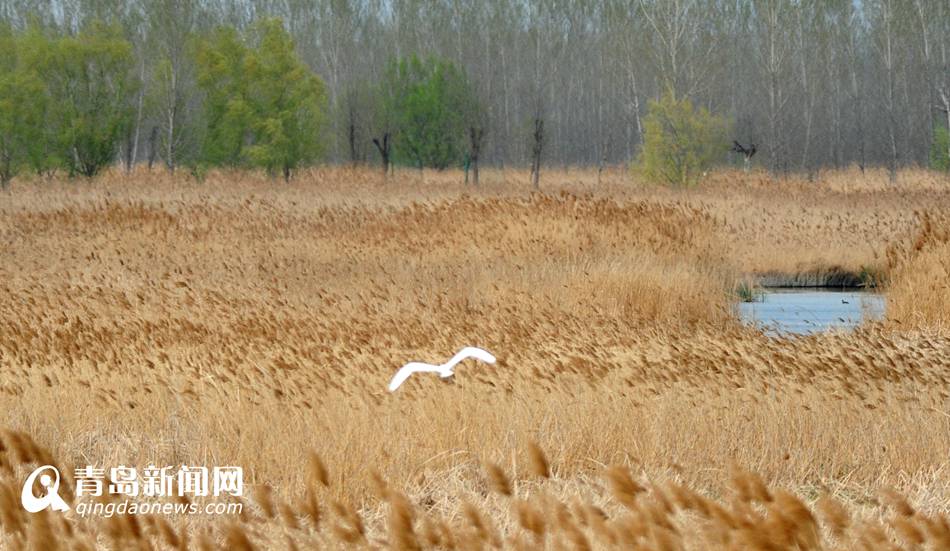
21, 465, 70, 513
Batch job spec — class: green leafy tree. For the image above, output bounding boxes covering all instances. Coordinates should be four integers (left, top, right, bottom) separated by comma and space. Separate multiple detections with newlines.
638, 92, 730, 187
384, 55, 476, 170
195, 27, 250, 167
0, 26, 46, 185
196, 19, 327, 179
32, 21, 137, 178
7, 25, 62, 178
244, 19, 327, 180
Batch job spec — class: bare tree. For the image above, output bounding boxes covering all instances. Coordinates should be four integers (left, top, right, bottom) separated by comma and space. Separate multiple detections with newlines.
530, 116, 543, 188
469, 126, 485, 185
753, 0, 793, 173
372, 134, 392, 180
868, 0, 903, 180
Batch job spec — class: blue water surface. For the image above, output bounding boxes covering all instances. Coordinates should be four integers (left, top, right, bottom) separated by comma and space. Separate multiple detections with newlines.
738, 288, 885, 335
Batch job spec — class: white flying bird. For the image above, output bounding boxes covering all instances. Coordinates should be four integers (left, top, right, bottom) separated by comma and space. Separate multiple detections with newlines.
388, 347, 496, 392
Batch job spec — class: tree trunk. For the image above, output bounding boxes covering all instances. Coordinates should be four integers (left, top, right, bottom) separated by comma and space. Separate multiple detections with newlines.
123, 130, 134, 173
768, 71, 779, 173
945, 101, 950, 166
130, 60, 146, 171
164, 64, 178, 172
148, 126, 159, 171
940, 90, 950, 165
597, 139, 607, 185
530, 117, 543, 189
372, 133, 391, 182
881, 2, 899, 182
914, 0, 936, 163
122, 130, 132, 174
632, 91, 643, 149
348, 122, 358, 167
797, 10, 814, 172
469, 126, 484, 186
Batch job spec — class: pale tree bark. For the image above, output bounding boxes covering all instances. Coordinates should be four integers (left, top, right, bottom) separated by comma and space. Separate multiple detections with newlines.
913, 0, 937, 156
160, 61, 179, 171
938, 3, 950, 166
129, 61, 146, 171
636, 0, 721, 101
868, 0, 902, 180
609, 4, 645, 157
755, 0, 792, 174
938, 89, 950, 164
151, 0, 199, 172
795, 2, 816, 174
843, 7, 867, 172
825, 11, 845, 169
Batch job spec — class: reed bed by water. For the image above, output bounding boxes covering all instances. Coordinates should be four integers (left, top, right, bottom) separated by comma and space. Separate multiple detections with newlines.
0, 166, 948, 549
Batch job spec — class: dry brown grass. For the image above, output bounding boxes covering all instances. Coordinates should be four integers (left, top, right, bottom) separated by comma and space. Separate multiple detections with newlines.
0, 166, 948, 549
886, 212, 950, 332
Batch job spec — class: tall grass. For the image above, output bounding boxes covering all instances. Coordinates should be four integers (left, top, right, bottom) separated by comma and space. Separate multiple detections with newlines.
0, 166, 948, 548
886, 212, 950, 333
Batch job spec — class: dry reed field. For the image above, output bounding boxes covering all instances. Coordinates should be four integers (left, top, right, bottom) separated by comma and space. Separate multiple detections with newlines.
1, 167, 949, 549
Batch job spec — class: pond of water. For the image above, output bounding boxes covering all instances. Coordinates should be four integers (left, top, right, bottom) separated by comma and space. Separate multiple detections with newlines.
738, 288, 885, 335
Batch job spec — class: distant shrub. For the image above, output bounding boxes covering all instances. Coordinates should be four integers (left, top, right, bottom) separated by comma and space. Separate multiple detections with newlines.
930, 124, 950, 172
382, 55, 479, 170
638, 92, 730, 187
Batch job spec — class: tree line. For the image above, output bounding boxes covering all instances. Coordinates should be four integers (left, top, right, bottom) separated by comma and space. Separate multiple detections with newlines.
2, 0, 950, 183
1, 14, 487, 184
0, 18, 325, 183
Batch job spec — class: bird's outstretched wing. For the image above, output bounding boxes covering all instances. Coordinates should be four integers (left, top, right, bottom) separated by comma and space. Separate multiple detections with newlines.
445, 347, 497, 369
388, 362, 442, 392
